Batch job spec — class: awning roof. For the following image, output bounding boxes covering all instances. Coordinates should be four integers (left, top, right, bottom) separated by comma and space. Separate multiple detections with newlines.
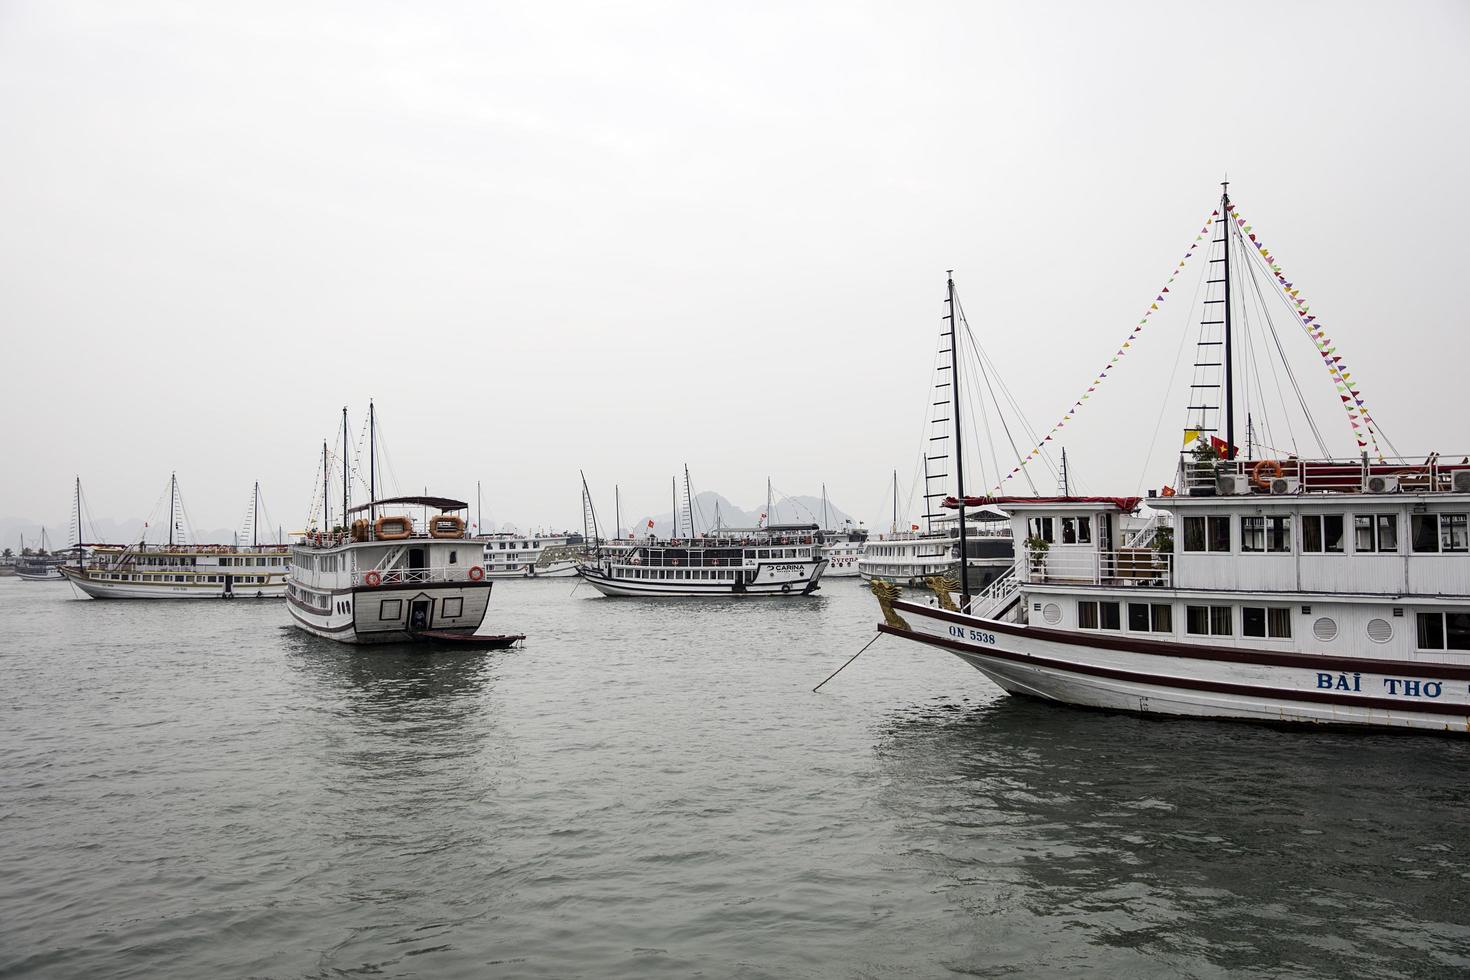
943, 495, 1143, 512
347, 495, 468, 515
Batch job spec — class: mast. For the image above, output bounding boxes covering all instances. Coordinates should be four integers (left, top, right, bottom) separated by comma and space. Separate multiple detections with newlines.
766, 478, 772, 530
615, 484, 621, 541
369, 400, 376, 522
168, 472, 176, 547
341, 406, 350, 531
322, 441, 330, 531
74, 476, 83, 568
892, 470, 898, 534
1060, 448, 1070, 497
671, 478, 679, 538
684, 464, 695, 537
1221, 181, 1235, 460
946, 272, 972, 605
477, 480, 482, 536
821, 483, 830, 531
253, 481, 259, 547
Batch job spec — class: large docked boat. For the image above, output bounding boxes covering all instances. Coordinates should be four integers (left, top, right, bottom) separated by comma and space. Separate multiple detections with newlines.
61, 478, 291, 599
578, 528, 827, 597
817, 526, 868, 577
874, 190, 1470, 733
859, 518, 1012, 587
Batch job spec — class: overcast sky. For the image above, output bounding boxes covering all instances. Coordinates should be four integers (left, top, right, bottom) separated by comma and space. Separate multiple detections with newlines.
2, 0, 1467, 537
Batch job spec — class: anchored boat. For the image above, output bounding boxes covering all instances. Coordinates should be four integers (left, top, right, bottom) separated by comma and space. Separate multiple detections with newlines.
874, 188, 1470, 733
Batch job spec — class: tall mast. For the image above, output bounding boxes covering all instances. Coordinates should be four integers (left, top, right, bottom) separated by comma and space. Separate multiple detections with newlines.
671, 478, 679, 538
341, 406, 350, 530
821, 483, 829, 530
766, 478, 772, 530
946, 273, 972, 604
369, 400, 376, 522
1060, 448, 1070, 497
253, 481, 259, 547
615, 484, 621, 541
168, 472, 176, 547
684, 464, 695, 537
892, 470, 898, 534
1221, 181, 1235, 459
477, 480, 482, 535
322, 441, 330, 530
74, 476, 83, 568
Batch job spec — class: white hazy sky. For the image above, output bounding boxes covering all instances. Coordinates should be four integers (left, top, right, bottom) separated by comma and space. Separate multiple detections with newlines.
2, 0, 1467, 535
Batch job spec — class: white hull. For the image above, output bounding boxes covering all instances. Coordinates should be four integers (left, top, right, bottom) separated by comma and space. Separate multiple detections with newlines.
580, 560, 826, 598
16, 570, 66, 582
484, 560, 579, 579
61, 568, 284, 598
287, 582, 493, 644
887, 599, 1470, 734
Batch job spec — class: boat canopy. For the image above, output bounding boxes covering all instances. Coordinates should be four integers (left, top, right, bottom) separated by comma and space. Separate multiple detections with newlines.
943, 495, 1142, 512
347, 495, 468, 514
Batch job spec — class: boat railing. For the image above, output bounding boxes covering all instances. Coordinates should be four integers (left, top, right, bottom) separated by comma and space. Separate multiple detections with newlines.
1024, 548, 1172, 588
963, 562, 1022, 618
1179, 455, 1470, 496
350, 566, 476, 587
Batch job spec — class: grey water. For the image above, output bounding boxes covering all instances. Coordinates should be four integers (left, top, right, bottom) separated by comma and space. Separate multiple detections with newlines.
1, 578, 1467, 979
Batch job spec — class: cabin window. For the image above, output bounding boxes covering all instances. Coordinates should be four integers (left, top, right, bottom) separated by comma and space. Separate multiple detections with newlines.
1301, 515, 1345, 553
1186, 605, 1232, 636
1243, 606, 1292, 639
1060, 517, 1092, 545
448, 550, 458, 564
1027, 517, 1055, 543
1411, 513, 1469, 553
379, 599, 403, 620
1241, 515, 1291, 553
1416, 612, 1470, 650
1354, 514, 1398, 553
1127, 602, 1172, 633
1182, 515, 1230, 552
442, 597, 464, 618
1077, 600, 1120, 630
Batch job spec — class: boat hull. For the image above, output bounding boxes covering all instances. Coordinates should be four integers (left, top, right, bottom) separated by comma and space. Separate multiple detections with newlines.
885, 599, 1470, 734
287, 581, 493, 645
484, 561, 579, 579
579, 560, 825, 598
60, 567, 284, 598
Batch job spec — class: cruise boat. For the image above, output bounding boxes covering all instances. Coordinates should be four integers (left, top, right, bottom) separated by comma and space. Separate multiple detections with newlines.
859, 518, 1012, 587
873, 190, 1470, 733
578, 528, 827, 597
479, 531, 586, 578
286, 408, 520, 647
818, 526, 868, 577
61, 479, 290, 599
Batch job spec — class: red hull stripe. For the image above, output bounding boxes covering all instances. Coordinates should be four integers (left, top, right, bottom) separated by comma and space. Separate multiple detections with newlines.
878, 623, 1470, 718
891, 600, 1470, 682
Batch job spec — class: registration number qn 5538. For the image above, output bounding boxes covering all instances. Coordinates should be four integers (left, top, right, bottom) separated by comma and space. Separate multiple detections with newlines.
949, 625, 997, 645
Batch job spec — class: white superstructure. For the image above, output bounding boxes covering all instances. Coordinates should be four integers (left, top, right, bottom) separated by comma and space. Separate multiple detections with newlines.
61, 544, 289, 598
479, 532, 585, 578
817, 527, 867, 577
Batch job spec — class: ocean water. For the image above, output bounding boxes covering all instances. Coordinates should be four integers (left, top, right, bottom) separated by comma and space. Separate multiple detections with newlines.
1, 576, 1467, 979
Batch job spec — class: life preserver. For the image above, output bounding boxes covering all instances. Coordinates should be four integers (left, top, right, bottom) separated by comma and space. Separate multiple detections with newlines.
374, 515, 412, 540
781, 583, 792, 593
468, 565, 484, 581
364, 570, 382, 587
430, 514, 465, 539
1251, 459, 1284, 488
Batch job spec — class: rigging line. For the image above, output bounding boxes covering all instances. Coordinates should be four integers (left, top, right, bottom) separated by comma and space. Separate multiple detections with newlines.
1238, 233, 1335, 457
1133, 231, 1211, 494
962, 322, 1040, 494
1240, 242, 1313, 457
971, 339, 1061, 486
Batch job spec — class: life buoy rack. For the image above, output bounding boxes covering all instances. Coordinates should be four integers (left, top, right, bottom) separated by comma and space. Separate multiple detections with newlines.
430, 514, 465, 539
375, 515, 412, 540
467, 565, 484, 581
364, 570, 382, 587
1251, 459, 1284, 489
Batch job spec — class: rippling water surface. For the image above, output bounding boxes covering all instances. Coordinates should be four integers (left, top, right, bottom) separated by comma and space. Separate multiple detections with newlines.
2, 577, 1467, 978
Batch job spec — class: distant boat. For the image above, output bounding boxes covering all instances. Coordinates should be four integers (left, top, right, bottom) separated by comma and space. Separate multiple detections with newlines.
61, 477, 290, 599
14, 528, 67, 582
478, 531, 585, 578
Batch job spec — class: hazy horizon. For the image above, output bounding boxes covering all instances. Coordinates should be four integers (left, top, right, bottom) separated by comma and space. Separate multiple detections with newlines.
4, 1, 1467, 535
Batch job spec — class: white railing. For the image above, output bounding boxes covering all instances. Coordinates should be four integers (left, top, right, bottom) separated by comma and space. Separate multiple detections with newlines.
1123, 512, 1170, 549
351, 567, 476, 587
964, 563, 1021, 618
1023, 548, 1171, 587
1179, 455, 1470, 496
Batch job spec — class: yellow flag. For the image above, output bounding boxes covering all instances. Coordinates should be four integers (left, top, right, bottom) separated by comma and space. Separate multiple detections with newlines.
1183, 429, 1201, 446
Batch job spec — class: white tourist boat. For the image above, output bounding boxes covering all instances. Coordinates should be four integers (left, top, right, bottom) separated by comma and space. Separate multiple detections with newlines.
286, 407, 521, 647
818, 526, 867, 577
875, 191, 1470, 733
578, 529, 827, 597
61, 478, 290, 599
859, 519, 1012, 587
479, 531, 585, 578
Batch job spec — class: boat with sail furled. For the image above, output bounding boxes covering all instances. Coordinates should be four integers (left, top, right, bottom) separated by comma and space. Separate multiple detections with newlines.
874, 190, 1470, 733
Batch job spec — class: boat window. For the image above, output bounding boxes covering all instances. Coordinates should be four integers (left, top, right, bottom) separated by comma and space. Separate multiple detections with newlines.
1301, 515, 1345, 553
1060, 517, 1091, 545
1412, 513, 1469, 553
1127, 602, 1172, 633
1243, 606, 1292, 639
1354, 514, 1399, 553
1077, 600, 1120, 631
380, 599, 403, 620
442, 597, 464, 617
1241, 515, 1291, 553
1182, 515, 1231, 552
1187, 604, 1232, 636
1416, 611, 1470, 650
1027, 517, 1054, 543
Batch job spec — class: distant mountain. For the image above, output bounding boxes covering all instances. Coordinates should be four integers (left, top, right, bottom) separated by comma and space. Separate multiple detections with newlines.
615, 491, 859, 540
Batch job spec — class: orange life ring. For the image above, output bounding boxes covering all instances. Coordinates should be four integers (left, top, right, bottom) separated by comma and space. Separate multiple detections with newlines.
1251, 459, 1284, 488
468, 565, 484, 581
364, 570, 382, 587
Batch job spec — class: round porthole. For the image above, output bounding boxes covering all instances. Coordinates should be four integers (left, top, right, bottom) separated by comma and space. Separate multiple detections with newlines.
1313, 617, 1338, 642
1366, 618, 1393, 643
1042, 602, 1062, 625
